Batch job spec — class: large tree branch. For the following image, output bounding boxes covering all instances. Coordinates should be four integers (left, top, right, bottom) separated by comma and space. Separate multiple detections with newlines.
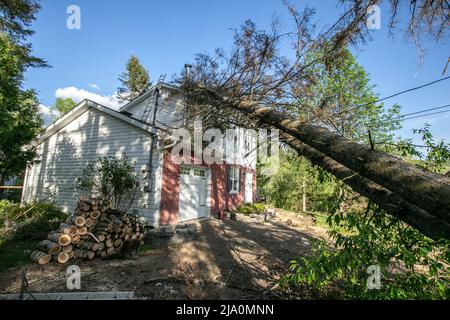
188, 87, 450, 232
282, 133, 450, 240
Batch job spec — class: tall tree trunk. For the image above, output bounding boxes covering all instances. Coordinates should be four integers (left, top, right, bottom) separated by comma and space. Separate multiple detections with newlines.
224, 98, 450, 223
282, 133, 450, 240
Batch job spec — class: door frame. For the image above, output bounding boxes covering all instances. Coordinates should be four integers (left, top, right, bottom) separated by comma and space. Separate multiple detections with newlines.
244, 171, 253, 203
178, 165, 211, 222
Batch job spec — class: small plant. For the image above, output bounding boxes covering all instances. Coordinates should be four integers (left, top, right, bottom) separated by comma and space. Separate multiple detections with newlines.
236, 203, 267, 214
76, 153, 139, 211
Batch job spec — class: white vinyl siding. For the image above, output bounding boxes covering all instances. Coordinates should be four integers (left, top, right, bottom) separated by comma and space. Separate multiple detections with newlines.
22, 108, 162, 225
126, 91, 186, 130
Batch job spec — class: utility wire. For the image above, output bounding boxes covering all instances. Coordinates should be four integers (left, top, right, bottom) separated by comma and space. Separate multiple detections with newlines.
392, 109, 450, 122
390, 104, 450, 120
369, 105, 450, 127
335, 76, 450, 115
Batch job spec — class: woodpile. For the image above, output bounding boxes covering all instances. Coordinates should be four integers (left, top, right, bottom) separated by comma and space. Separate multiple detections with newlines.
30, 196, 146, 265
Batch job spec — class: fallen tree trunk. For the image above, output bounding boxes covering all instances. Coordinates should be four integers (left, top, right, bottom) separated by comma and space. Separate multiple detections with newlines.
222, 97, 450, 224
282, 133, 450, 240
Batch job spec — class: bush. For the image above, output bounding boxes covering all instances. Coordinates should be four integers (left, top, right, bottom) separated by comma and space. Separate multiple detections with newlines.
236, 203, 267, 214
76, 153, 139, 210
282, 206, 450, 299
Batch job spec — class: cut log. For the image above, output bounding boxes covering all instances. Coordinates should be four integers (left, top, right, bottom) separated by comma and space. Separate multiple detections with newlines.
85, 218, 95, 228
55, 252, 70, 264
114, 239, 123, 247
105, 239, 114, 248
62, 244, 73, 253
38, 240, 61, 255
97, 242, 105, 251
77, 226, 88, 235
31, 250, 51, 265
70, 215, 86, 227
78, 201, 91, 212
48, 232, 71, 246
82, 242, 100, 251
71, 234, 81, 244
59, 223, 77, 235
95, 234, 106, 242
74, 249, 95, 260
90, 210, 101, 219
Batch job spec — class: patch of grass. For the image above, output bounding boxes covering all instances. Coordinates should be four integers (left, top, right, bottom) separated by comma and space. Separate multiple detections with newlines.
311, 211, 355, 236
138, 243, 155, 254
0, 202, 67, 273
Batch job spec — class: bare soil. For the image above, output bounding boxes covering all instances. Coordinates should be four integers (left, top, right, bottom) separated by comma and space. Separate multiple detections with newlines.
0, 210, 330, 299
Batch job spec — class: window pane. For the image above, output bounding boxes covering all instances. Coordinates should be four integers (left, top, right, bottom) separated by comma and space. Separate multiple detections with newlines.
181, 167, 190, 175
194, 168, 205, 177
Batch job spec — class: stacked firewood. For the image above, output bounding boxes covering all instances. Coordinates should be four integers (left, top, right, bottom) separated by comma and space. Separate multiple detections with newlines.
30, 196, 145, 265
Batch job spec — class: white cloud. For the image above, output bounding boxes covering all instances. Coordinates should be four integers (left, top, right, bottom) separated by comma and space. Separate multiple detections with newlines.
55, 86, 121, 109
88, 83, 100, 90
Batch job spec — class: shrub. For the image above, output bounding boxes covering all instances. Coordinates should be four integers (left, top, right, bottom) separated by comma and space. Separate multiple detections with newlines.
76, 153, 139, 210
236, 203, 267, 214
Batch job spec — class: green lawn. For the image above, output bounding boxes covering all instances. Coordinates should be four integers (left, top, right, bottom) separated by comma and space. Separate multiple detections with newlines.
0, 218, 63, 272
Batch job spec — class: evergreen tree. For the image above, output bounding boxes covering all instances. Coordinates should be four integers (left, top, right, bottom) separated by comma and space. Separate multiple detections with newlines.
116, 55, 150, 103
0, 33, 42, 182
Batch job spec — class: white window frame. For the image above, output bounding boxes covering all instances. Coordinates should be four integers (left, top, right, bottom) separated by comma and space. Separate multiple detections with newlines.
229, 167, 240, 193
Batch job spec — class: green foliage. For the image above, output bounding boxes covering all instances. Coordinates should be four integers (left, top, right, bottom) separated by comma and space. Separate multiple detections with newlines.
0, 0, 47, 68
260, 149, 340, 214
299, 46, 402, 144
0, 201, 66, 272
282, 205, 450, 299
236, 203, 267, 214
281, 128, 450, 300
0, 33, 43, 180
76, 153, 139, 210
50, 97, 77, 119
0, 199, 66, 226
117, 55, 150, 103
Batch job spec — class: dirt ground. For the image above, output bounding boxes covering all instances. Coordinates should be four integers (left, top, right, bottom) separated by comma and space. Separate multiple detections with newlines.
0, 209, 330, 299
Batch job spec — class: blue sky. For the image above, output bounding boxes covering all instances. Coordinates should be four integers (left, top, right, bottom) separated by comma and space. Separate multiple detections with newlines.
26, 0, 449, 144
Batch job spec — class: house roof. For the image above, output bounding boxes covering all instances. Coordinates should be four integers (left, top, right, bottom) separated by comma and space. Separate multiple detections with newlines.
37, 99, 157, 145
118, 82, 180, 113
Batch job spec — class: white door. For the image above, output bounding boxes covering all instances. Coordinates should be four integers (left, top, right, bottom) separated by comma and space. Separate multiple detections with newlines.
244, 172, 253, 203
179, 166, 209, 222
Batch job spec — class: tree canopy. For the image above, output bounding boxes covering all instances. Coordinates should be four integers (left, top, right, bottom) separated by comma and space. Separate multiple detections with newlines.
116, 55, 150, 103
0, 33, 42, 180
50, 97, 77, 119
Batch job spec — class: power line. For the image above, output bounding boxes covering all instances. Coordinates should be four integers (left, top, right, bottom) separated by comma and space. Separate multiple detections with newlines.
336, 76, 450, 115
393, 109, 450, 122
391, 103, 450, 121
367, 103, 450, 127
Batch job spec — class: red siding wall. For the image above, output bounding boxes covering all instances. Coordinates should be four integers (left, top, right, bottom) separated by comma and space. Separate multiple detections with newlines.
159, 152, 256, 225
